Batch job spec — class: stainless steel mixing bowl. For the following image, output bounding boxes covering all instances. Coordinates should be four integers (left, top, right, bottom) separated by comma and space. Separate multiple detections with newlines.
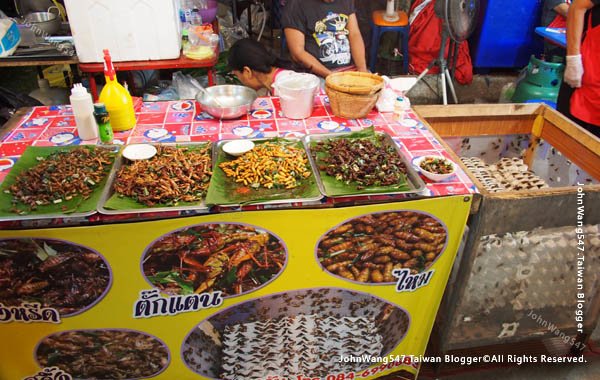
196, 85, 258, 120
23, 7, 60, 36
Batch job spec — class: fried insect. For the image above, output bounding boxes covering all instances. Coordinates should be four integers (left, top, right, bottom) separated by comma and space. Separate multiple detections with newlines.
113, 145, 212, 206
383, 262, 395, 282
143, 224, 286, 296
8, 147, 113, 210
371, 269, 384, 283
317, 211, 447, 283
312, 135, 408, 189
420, 156, 454, 174
0, 239, 110, 315
219, 142, 312, 190
36, 330, 168, 379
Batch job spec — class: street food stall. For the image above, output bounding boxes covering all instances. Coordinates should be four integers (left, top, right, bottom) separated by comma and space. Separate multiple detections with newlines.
0, 92, 475, 380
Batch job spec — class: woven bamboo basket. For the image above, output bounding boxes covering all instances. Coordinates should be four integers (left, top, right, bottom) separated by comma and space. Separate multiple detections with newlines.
325, 72, 384, 119
325, 72, 384, 95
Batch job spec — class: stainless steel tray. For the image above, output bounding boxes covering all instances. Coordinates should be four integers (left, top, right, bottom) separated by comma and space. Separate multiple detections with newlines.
0, 208, 98, 223
206, 138, 324, 207
0, 145, 120, 222
97, 143, 212, 215
302, 131, 426, 197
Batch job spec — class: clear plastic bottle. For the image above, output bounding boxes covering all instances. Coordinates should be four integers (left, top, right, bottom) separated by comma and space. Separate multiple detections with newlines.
394, 95, 411, 121
70, 83, 98, 140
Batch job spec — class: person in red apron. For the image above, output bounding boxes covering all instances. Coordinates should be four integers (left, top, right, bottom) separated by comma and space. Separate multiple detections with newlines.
557, 0, 600, 138
542, 0, 571, 57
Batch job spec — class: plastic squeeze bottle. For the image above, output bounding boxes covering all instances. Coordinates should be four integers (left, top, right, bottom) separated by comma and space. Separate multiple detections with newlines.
98, 49, 136, 131
70, 83, 98, 140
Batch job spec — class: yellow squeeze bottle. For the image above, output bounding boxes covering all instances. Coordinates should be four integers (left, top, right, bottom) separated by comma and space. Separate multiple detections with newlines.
98, 49, 136, 131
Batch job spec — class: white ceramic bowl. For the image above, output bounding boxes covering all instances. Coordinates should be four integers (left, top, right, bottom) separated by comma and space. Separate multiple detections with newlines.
413, 155, 457, 182
122, 144, 157, 161
222, 140, 255, 157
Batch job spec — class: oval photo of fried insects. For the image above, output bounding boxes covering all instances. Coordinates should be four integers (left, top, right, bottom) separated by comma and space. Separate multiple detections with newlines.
35, 329, 170, 379
0, 238, 111, 316
181, 288, 410, 379
142, 223, 287, 297
316, 211, 448, 284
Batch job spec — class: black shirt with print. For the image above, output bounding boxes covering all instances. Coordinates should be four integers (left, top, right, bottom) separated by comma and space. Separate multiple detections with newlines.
282, 0, 356, 69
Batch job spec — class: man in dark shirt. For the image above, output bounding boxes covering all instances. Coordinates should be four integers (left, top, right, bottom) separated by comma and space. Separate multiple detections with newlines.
542, 0, 570, 26
541, 0, 570, 57
281, 0, 368, 77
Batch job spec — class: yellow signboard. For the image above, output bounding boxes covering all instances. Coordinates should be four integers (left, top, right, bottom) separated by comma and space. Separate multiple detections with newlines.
0, 196, 471, 380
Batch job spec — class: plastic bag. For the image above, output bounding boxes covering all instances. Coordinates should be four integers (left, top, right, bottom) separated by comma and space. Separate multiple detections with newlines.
0, 10, 21, 57
184, 24, 219, 60
143, 80, 179, 102
172, 71, 204, 100
239, 4, 268, 38
218, 9, 248, 50
376, 76, 397, 113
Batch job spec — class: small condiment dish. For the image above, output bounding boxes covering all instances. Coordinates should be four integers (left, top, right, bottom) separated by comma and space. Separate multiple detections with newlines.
413, 155, 457, 182
122, 144, 158, 161
222, 140, 255, 157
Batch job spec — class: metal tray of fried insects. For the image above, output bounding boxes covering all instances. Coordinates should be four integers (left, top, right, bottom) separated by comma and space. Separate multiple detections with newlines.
302, 131, 426, 198
205, 137, 324, 207
97, 142, 213, 215
0, 145, 121, 222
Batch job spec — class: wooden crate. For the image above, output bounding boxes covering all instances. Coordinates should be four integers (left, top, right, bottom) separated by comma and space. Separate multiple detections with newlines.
414, 104, 600, 352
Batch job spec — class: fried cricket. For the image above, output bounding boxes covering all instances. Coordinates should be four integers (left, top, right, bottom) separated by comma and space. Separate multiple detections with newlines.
312, 135, 408, 189
36, 330, 169, 379
8, 147, 113, 210
0, 238, 110, 315
113, 145, 212, 206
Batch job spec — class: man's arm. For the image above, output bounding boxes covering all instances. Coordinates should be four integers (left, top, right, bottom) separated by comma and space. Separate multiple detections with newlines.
567, 0, 593, 55
285, 28, 332, 77
347, 13, 368, 72
554, 2, 570, 17
564, 0, 594, 87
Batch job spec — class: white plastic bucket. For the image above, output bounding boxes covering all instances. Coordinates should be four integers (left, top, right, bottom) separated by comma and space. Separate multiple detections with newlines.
274, 73, 320, 120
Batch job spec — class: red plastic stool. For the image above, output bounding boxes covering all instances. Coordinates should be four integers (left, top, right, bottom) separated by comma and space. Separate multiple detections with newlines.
369, 10, 409, 74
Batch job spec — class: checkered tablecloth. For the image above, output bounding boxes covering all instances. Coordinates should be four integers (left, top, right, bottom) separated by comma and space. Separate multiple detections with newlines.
0, 96, 476, 225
